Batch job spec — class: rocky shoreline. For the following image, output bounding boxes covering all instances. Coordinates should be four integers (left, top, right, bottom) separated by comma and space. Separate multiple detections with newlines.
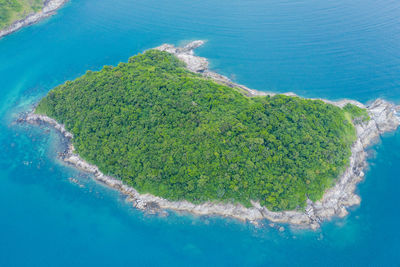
23, 41, 400, 229
0, 0, 68, 39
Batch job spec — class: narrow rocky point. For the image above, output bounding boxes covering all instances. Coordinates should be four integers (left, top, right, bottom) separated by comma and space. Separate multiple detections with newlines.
22, 41, 400, 230
155, 41, 269, 97
0, 0, 68, 39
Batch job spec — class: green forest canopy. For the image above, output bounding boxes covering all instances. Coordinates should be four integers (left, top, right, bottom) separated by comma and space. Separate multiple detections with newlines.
0, 0, 43, 29
36, 50, 369, 211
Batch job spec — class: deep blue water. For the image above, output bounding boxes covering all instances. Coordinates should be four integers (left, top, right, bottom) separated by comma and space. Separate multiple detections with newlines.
1, 0, 400, 265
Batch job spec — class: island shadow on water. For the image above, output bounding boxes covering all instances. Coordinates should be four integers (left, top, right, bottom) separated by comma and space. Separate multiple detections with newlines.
18, 41, 400, 230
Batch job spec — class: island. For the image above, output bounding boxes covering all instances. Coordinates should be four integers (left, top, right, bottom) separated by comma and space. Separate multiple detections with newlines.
24, 41, 400, 229
0, 0, 67, 38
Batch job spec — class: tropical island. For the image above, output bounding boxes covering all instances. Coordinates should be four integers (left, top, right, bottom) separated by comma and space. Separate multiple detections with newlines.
25, 41, 400, 229
0, 0, 67, 38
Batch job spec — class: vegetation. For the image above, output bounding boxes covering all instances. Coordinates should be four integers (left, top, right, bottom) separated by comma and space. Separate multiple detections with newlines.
343, 103, 370, 123
36, 50, 369, 211
0, 0, 44, 30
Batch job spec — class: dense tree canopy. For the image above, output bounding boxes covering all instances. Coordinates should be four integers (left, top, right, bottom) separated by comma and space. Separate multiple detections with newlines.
0, 0, 43, 29
36, 50, 368, 211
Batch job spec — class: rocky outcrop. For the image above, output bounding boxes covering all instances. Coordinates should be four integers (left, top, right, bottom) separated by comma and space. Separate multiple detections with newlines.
156, 41, 269, 97
22, 41, 400, 229
25, 113, 73, 138
0, 0, 68, 39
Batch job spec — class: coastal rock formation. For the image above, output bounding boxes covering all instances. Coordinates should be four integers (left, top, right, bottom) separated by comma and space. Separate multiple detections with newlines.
0, 0, 68, 39
156, 41, 268, 97
23, 41, 400, 229
25, 113, 73, 138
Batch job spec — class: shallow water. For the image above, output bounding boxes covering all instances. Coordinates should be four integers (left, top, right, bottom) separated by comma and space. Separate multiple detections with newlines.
1, 0, 400, 265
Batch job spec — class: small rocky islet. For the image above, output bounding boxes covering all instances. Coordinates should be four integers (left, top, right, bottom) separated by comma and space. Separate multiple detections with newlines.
22, 41, 400, 229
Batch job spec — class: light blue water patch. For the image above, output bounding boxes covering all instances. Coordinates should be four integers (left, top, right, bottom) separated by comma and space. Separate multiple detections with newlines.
1, 0, 400, 265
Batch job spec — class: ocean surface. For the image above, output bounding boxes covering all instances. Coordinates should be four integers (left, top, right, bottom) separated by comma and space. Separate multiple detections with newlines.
1, 0, 400, 265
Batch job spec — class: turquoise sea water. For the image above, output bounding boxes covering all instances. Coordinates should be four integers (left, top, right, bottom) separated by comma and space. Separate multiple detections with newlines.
1, 0, 400, 265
